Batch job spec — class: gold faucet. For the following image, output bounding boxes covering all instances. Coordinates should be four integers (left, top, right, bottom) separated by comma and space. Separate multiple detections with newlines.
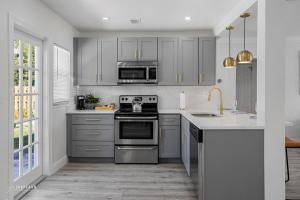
208, 85, 224, 116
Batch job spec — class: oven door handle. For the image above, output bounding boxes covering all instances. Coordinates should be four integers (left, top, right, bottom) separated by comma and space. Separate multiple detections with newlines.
115, 116, 158, 120
117, 147, 157, 150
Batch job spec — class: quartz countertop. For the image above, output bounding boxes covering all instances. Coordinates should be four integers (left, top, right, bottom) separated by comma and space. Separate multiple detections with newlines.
178, 110, 265, 130
66, 109, 117, 114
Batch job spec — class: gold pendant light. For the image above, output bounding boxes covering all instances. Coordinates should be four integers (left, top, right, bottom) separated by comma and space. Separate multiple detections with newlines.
223, 25, 236, 68
236, 12, 253, 64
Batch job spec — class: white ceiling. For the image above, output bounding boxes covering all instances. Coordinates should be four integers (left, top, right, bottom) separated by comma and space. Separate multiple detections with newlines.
219, 3, 257, 38
41, 0, 244, 32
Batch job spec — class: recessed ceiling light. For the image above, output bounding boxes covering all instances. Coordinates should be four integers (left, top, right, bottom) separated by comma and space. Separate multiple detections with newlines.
102, 17, 109, 21
185, 16, 192, 21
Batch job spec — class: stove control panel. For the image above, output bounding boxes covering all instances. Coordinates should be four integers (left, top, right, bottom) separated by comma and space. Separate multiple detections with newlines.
120, 95, 158, 104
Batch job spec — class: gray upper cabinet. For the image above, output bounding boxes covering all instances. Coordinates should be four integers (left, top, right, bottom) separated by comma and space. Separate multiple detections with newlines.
158, 37, 178, 85
76, 38, 98, 85
138, 38, 158, 61
75, 38, 117, 86
199, 37, 216, 86
118, 37, 138, 61
178, 37, 199, 85
98, 39, 118, 85
118, 37, 157, 61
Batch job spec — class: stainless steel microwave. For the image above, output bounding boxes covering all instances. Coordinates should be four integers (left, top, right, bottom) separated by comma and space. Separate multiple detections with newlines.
117, 61, 158, 84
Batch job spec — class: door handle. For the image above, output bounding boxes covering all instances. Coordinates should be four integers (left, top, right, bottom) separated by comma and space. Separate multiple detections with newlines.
176, 74, 179, 83
179, 74, 183, 83
139, 50, 142, 59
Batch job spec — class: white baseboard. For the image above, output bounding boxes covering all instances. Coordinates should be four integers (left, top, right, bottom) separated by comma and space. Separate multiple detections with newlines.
50, 155, 68, 175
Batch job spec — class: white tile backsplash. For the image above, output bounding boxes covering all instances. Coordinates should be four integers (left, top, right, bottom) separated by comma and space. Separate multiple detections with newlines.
76, 86, 220, 112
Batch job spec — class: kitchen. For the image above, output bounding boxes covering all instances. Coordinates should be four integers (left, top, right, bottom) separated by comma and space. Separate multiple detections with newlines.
0, 0, 299, 200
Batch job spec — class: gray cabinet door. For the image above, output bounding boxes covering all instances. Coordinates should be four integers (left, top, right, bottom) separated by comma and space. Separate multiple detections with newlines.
178, 37, 199, 85
181, 116, 190, 175
158, 37, 178, 85
77, 38, 98, 85
159, 126, 181, 158
138, 37, 158, 61
118, 37, 138, 61
236, 59, 257, 113
99, 39, 117, 85
199, 37, 216, 86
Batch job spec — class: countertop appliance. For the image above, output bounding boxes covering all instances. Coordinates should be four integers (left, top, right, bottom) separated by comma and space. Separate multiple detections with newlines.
117, 61, 158, 84
190, 123, 203, 200
76, 95, 85, 110
114, 95, 159, 164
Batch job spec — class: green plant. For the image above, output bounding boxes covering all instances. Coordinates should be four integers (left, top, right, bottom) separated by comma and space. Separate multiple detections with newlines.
85, 94, 99, 104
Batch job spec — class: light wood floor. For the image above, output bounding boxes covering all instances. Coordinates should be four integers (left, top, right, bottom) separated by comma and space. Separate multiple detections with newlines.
21, 150, 300, 200
22, 163, 197, 200
286, 149, 300, 200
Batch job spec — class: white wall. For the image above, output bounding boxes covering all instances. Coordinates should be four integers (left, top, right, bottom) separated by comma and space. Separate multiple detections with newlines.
285, 38, 300, 140
0, 0, 77, 199
77, 86, 219, 112
216, 37, 257, 108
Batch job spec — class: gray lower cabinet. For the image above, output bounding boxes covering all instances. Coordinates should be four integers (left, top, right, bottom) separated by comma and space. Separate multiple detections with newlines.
159, 114, 181, 158
199, 37, 216, 86
200, 129, 264, 200
118, 37, 158, 61
158, 37, 178, 85
178, 37, 199, 85
74, 38, 117, 86
67, 114, 114, 158
181, 116, 190, 175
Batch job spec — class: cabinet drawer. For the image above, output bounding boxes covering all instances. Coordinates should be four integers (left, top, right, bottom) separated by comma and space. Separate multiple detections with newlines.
159, 114, 180, 126
72, 115, 114, 125
71, 141, 114, 157
72, 125, 114, 142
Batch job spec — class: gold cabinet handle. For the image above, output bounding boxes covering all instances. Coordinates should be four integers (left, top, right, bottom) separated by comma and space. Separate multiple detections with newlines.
159, 128, 162, 138
179, 74, 183, 83
135, 49, 138, 60
199, 73, 203, 83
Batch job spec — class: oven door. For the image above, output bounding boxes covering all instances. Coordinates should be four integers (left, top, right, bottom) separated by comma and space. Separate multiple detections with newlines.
118, 67, 147, 84
115, 117, 158, 145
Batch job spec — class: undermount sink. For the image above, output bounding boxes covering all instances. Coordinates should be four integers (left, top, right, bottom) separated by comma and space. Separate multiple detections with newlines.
190, 112, 219, 117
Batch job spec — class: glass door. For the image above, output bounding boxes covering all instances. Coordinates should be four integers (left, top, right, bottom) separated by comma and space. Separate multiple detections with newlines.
12, 30, 43, 192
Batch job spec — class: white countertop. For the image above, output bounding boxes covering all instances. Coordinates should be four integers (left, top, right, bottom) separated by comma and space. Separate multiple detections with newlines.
178, 110, 265, 130
66, 109, 117, 114
67, 108, 265, 130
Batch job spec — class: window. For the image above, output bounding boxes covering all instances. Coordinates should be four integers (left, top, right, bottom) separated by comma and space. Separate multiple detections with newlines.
53, 45, 70, 104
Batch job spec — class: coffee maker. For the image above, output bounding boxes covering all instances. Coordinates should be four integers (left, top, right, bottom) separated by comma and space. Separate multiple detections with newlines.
76, 95, 85, 110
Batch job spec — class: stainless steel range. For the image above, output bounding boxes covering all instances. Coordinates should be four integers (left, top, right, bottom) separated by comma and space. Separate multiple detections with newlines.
114, 95, 159, 164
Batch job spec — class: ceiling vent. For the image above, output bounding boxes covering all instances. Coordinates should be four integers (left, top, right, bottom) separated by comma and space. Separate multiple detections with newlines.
130, 18, 141, 24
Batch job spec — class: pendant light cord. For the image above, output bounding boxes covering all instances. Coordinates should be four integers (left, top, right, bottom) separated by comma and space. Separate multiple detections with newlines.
243, 17, 246, 50
229, 29, 231, 57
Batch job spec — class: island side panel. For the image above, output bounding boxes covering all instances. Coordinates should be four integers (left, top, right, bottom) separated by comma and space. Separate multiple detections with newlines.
203, 129, 264, 200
